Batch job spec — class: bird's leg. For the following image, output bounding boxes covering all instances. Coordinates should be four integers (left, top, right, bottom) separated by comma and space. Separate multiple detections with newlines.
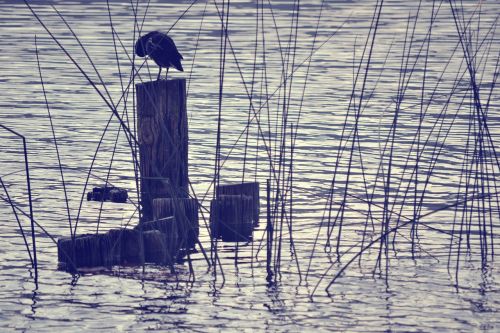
157, 67, 162, 81
165, 67, 170, 81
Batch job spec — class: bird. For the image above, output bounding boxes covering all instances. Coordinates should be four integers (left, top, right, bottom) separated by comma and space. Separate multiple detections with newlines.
135, 31, 184, 81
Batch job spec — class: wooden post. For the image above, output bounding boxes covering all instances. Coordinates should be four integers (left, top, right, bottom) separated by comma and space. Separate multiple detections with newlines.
153, 198, 199, 248
216, 182, 260, 225
57, 234, 103, 270
57, 228, 145, 270
136, 215, 179, 260
56, 80, 191, 271
143, 230, 169, 264
210, 194, 254, 242
136, 79, 189, 221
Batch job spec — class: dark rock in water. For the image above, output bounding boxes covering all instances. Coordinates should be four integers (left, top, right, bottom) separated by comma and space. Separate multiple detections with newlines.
87, 186, 128, 203
210, 194, 254, 242
216, 182, 260, 225
152, 198, 199, 248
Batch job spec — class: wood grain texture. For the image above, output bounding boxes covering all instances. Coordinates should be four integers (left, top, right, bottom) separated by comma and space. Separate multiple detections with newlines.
136, 79, 189, 221
210, 194, 254, 242
153, 197, 199, 248
216, 182, 260, 225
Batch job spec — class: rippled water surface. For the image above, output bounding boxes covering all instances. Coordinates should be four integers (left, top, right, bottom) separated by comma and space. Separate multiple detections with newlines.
1, 0, 499, 331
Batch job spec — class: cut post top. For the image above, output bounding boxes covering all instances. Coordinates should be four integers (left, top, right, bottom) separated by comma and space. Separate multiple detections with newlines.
135, 77, 186, 89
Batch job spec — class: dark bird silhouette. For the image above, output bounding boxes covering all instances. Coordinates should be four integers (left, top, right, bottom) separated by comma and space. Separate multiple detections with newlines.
135, 31, 184, 80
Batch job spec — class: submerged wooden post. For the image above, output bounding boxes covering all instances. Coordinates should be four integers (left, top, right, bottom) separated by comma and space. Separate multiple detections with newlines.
136, 79, 188, 221
153, 198, 199, 249
136, 216, 179, 262
143, 230, 170, 264
58, 234, 103, 270
210, 194, 254, 242
216, 182, 260, 225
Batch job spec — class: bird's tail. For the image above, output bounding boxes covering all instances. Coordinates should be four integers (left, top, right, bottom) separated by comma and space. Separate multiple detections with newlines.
172, 59, 184, 72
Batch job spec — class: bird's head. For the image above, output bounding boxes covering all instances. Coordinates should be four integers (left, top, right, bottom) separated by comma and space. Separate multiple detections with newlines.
135, 35, 149, 57
135, 31, 159, 57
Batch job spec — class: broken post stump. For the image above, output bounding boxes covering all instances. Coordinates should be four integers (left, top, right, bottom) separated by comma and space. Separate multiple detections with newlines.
143, 230, 169, 264
57, 228, 145, 271
136, 216, 179, 261
119, 228, 144, 265
57, 234, 103, 270
216, 182, 260, 225
137, 79, 189, 221
210, 194, 254, 242
153, 198, 199, 248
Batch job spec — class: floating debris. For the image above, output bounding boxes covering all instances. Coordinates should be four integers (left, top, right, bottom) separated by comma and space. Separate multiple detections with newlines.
86, 186, 128, 203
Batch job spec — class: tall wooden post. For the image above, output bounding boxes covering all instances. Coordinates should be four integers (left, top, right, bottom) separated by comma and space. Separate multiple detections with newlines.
136, 79, 188, 222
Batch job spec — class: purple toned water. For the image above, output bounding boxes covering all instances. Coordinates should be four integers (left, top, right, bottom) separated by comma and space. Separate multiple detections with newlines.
0, 0, 499, 331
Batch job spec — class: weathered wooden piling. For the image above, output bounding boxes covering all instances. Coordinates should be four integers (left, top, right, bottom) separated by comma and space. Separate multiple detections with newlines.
136, 216, 179, 260
136, 78, 188, 221
58, 234, 102, 270
58, 80, 194, 271
143, 230, 169, 264
58, 229, 146, 270
119, 228, 144, 265
210, 194, 254, 242
216, 182, 260, 225
153, 198, 199, 248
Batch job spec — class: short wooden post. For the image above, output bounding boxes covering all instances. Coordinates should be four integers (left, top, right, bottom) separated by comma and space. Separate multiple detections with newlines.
58, 234, 103, 270
136, 79, 189, 221
57, 228, 145, 270
153, 198, 199, 248
136, 216, 179, 260
119, 229, 144, 265
210, 194, 254, 242
143, 230, 168, 264
216, 182, 260, 225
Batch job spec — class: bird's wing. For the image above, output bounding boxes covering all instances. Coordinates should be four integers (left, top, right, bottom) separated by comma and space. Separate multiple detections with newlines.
145, 36, 162, 54
155, 34, 183, 58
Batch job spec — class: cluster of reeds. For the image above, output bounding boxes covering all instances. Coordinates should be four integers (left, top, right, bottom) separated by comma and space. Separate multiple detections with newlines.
0, 0, 497, 295
306, 0, 499, 295
0, 124, 37, 282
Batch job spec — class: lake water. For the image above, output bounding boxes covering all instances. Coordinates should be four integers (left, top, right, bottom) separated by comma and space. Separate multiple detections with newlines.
1, 0, 499, 331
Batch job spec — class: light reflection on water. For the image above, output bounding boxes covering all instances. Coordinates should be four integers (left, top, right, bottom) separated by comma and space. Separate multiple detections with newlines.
0, 0, 499, 331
